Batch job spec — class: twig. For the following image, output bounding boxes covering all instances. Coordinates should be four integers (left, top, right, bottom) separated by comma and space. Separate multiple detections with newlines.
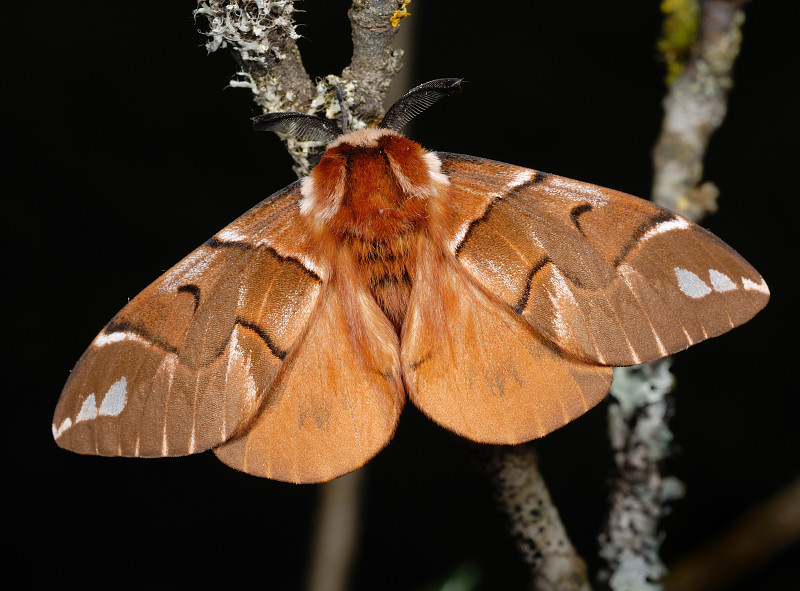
600, 2, 750, 589
195, 0, 319, 174
598, 362, 685, 591
306, 471, 365, 591
663, 477, 800, 591
341, 0, 405, 122
195, 0, 406, 175
194, 0, 316, 112
483, 445, 592, 591
652, 0, 749, 222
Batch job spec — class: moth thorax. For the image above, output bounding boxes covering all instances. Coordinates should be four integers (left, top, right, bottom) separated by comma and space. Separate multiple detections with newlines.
299, 128, 449, 241
298, 128, 450, 331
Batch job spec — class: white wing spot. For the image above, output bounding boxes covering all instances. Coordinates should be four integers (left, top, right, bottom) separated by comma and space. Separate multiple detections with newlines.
95, 331, 149, 348
53, 378, 128, 440
298, 175, 317, 216
641, 217, 690, 242
709, 269, 736, 293
52, 418, 72, 439
742, 276, 769, 295
216, 227, 248, 242
76, 394, 98, 423
675, 267, 711, 299
99, 377, 128, 416
507, 170, 534, 191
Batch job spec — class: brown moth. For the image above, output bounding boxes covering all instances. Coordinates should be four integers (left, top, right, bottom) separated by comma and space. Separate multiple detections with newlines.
52, 79, 769, 483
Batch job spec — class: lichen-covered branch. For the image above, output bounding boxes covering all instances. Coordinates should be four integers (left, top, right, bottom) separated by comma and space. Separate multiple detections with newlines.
195, 1, 315, 112
195, 0, 320, 174
341, 0, 405, 123
599, 362, 686, 590
195, 0, 407, 176
483, 445, 592, 591
601, 2, 750, 589
651, 0, 749, 221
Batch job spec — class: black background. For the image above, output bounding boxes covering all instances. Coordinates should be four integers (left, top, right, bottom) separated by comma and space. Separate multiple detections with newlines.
10, 1, 798, 589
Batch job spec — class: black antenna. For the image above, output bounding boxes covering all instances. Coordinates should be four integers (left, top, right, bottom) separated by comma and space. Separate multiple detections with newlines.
379, 78, 463, 132
251, 112, 342, 143
252, 78, 463, 141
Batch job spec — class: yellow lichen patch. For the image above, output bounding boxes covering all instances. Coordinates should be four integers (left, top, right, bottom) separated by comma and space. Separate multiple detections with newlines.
390, 0, 411, 27
658, 0, 700, 85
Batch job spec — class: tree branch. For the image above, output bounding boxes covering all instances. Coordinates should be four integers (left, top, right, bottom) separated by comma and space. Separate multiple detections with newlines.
483, 445, 592, 591
341, 0, 405, 123
599, 362, 685, 590
651, 0, 749, 221
663, 477, 800, 591
195, 0, 316, 112
306, 471, 364, 591
195, 0, 407, 176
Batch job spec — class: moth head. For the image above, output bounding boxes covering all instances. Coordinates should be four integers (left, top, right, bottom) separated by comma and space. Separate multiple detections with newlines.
253, 79, 461, 230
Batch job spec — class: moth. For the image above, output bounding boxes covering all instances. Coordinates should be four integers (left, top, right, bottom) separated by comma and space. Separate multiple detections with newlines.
53, 79, 768, 483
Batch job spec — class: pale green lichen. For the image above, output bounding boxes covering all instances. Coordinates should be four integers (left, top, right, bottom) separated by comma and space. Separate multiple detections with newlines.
195, 1, 300, 56
278, 76, 370, 177
227, 70, 285, 103
195, 0, 303, 115
599, 361, 686, 591
310, 76, 368, 131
